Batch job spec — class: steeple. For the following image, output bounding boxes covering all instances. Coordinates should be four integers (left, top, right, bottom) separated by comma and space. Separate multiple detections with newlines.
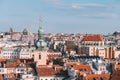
35, 19, 48, 51
38, 27, 43, 40
38, 17, 44, 40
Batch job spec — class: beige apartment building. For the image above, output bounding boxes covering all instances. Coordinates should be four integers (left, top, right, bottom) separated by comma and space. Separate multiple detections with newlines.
81, 35, 120, 59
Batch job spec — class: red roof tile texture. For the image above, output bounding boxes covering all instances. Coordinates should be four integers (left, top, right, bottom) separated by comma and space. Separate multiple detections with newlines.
0, 59, 6, 62
0, 74, 4, 80
38, 66, 63, 76
115, 64, 120, 70
47, 54, 60, 60
6, 61, 17, 68
84, 74, 110, 80
73, 64, 92, 72
82, 35, 104, 41
110, 70, 120, 80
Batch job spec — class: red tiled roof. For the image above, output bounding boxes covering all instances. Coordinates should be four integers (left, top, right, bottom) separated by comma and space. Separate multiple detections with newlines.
47, 54, 61, 64
0, 59, 6, 62
115, 64, 120, 70
85, 74, 110, 80
6, 61, 17, 68
111, 70, 120, 80
5, 59, 34, 68
82, 35, 104, 41
72, 64, 92, 76
38, 66, 63, 76
0, 74, 4, 80
47, 54, 60, 60
73, 64, 92, 72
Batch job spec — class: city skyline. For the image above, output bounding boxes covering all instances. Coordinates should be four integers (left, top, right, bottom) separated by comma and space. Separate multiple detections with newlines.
0, 0, 120, 34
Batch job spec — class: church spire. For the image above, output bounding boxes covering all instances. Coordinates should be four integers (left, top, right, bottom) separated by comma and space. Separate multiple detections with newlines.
38, 27, 44, 40
38, 17, 43, 40
35, 18, 48, 51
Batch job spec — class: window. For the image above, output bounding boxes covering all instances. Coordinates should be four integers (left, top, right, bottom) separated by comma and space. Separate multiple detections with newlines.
80, 69, 83, 71
103, 68, 105, 71
9, 70, 13, 73
39, 55, 41, 59
26, 76, 29, 78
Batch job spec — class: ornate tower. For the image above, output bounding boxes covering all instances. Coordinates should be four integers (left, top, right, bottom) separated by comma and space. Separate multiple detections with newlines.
35, 26, 48, 51
34, 25, 48, 67
38, 27, 43, 40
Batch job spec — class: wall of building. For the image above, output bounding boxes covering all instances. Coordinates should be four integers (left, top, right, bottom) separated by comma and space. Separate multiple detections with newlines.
39, 76, 64, 80
34, 51, 48, 67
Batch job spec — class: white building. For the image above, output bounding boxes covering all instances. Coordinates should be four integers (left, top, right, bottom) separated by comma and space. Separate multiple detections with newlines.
1, 46, 34, 59
90, 59, 110, 74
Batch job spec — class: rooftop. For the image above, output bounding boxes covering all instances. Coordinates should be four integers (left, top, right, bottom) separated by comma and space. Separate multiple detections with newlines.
110, 70, 120, 80
72, 64, 92, 72
84, 74, 110, 80
82, 35, 104, 41
38, 65, 66, 76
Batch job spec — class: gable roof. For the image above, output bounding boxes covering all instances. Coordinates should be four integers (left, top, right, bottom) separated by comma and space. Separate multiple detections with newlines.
111, 70, 120, 80
38, 66, 64, 76
115, 64, 120, 70
85, 74, 110, 80
82, 35, 104, 41
72, 64, 92, 72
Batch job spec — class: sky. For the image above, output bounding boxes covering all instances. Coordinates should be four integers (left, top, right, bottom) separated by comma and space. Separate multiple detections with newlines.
0, 0, 120, 34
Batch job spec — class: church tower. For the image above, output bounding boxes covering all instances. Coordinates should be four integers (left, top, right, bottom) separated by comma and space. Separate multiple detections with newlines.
34, 20, 48, 67
35, 27, 48, 51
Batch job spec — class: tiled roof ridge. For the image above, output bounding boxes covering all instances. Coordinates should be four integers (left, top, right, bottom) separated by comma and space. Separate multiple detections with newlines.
82, 34, 104, 41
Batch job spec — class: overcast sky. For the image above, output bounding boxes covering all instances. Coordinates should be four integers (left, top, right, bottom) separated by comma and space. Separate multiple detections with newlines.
0, 0, 120, 34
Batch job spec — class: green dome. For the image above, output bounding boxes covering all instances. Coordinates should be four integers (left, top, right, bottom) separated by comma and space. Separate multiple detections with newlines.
35, 27, 48, 51
23, 28, 28, 35
36, 40, 47, 48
